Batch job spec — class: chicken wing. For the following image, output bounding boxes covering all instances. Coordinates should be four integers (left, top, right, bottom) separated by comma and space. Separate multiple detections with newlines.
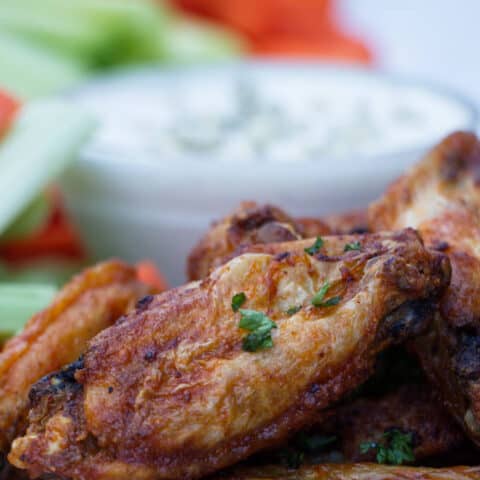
187, 202, 327, 280
187, 202, 368, 281
10, 229, 450, 479
260, 364, 465, 466
218, 464, 480, 480
328, 383, 465, 462
0, 260, 150, 453
369, 131, 480, 445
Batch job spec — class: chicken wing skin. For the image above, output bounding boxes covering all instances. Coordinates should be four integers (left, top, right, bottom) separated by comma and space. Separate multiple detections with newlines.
10, 230, 450, 479
261, 375, 465, 465
369, 131, 480, 445
0, 260, 150, 453
187, 203, 371, 282
329, 383, 465, 462
187, 202, 327, 281
218, 464, 480, 480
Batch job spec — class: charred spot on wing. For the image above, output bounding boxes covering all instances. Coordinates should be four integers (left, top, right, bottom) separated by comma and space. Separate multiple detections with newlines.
136, 294, 154, 312
431, 240, 450, 252
28, 356, 85, 407
274, 252, 290, 262
384, 248, 450, 297
314, 253, 341, 263
454, 333, 480, 381
376, 300, 435, 345
348, 226, 370, 235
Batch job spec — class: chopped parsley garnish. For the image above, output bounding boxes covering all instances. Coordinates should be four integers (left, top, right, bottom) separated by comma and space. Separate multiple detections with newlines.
360, 429, 415, 465
344, 241, 361, 252
239, 309, 277, 352
286, 305, 301, 315
231, 292, 247, 312
311, 282, 342, 308
304, 236, 324, 255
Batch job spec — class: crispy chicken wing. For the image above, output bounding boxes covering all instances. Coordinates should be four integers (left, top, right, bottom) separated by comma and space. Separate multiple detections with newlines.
329, 384, 465, 462
218, 464, 480, 479
369, 131, 480, 445
187, 202, 368, 281
0, 260, 150, 453
10, 230, 450, 479
187, 202, 326, 281
261, 368, 465, 466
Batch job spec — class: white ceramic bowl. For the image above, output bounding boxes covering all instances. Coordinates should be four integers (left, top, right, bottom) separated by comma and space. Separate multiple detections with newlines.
61, 62, 478, 285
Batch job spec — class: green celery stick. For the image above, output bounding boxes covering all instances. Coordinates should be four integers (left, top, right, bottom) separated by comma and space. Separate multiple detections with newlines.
0, 259, 84, 287
1, 193, 50, 241
160, 17, 245, 63
0, 4, 111, 67
0, 101, 96, 235
0, 31, 85, 99
0, 0, 166, 68
0, 283, 57, 340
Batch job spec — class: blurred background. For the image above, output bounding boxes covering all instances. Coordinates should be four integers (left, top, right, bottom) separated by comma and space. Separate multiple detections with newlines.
0, 0, 478, 335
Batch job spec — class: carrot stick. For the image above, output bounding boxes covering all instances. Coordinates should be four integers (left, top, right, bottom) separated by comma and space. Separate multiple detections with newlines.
136, 261, 169, 292
0, 90, 20, 138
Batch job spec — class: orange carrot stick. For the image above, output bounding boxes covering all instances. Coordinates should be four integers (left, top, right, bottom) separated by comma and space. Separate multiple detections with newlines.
136, 261, 169, 292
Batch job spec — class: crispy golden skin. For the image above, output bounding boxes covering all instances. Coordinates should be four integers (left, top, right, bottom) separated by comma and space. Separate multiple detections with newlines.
187, 203, 368, 282
10, 230, 450, 479
0, 260, 149, 453
369, 131, 480, 445
328, 384, 465, 462
187, 202, 322, 281
218, 464, 480, 480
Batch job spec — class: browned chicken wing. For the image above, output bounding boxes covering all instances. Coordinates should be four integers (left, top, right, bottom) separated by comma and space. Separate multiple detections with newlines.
218, 463, 480, 479
10, 230, 449, 479
369, 131, 480, 445
187, 202, 325, 281
0, 260, 150, 454
187, 202, 369, 282
329, 384, 465, 462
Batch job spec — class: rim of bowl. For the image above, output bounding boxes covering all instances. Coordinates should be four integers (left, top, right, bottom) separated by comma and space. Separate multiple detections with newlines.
65, 60, 479, 172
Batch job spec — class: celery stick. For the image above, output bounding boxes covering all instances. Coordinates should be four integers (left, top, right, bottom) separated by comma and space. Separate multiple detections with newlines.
161, 18, 245, 63
1, 194, 50, 241
0, 4, 110, 66
0, 283, 57, 340
0, 259, 84, 287
0, 101, 96, 235
0, 0, 165, 68
0, 31, 85, 99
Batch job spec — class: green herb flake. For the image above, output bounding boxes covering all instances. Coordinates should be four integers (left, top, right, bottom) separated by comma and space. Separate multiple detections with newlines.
344, 241, 361, 252
304, 236, 324, 256
231, 292, 247, 312
311, 282, 342, 308
360, 430, 415, 466
239, 309, 277, 352
286, 305, 301, 316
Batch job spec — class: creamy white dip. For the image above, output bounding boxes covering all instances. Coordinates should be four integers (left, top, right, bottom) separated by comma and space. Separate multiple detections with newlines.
71, 64, 475, 164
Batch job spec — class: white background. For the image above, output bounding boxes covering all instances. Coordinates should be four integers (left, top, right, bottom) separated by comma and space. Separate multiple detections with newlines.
341, 1, 480, 113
